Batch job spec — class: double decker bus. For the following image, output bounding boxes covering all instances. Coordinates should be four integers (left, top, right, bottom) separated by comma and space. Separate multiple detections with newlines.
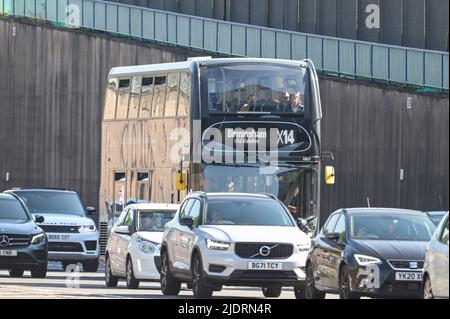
99, 57, 333, 247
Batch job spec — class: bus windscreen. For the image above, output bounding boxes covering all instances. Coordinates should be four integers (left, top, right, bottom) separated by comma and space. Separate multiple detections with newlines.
204, 64, 310, 115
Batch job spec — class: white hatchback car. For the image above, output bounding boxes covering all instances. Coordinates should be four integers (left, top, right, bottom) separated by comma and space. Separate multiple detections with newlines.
105, 203, 179, 288
160, 192, 311, 298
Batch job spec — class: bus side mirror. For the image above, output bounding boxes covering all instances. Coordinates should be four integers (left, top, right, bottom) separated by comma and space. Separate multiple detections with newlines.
176, 172, 187, 191
325, 166, 335, 185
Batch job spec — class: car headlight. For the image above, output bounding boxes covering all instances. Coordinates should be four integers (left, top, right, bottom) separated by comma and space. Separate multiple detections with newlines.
135, 236, 158, 254
31, 232, 46, 245
354, 254, 382, 266
139, 242, 156, 254
206, 239, 230, 251
78, 225, 96, 233
297, 244, 310, 253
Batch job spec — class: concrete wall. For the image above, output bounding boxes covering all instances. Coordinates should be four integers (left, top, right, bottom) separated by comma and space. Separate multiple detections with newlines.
0, 18, 448, 224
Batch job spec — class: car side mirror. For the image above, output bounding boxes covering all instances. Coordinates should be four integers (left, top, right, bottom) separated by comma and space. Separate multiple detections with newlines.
86, 207, 96, 216
114, 225, 130, 235
325, 232, 340, 241
34, 215, 45, 223
180, 216, 194, 228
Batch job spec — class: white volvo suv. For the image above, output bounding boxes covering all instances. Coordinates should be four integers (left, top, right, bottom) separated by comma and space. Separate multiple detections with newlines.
160, 192, 311, 298
105, 203, 179, 289
5, 189, 99, 272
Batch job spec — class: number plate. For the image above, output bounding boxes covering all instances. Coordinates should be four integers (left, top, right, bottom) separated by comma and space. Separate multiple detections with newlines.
0, 250, 17, 256
48, 234, 71, 241
248, 262, 283, 270
395, 272, 423, 281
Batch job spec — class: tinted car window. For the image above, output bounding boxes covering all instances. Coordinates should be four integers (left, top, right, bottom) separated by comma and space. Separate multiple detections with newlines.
189, 200, 201, 227
137, 210, 177, 232
116, 209, 128, 227
334, 214, 346, 241
179, 199, 195, 219
123, 209, 135, 229
0, 198, 29, 220
349, 212, 436, 241
205, 198, 294, 226
14, 191, 85, 217
323, 213, 340, 234
440, 219, 449, 246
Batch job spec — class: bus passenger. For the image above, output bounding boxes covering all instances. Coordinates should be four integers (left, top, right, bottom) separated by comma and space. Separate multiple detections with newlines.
278, 92, 290, 112
290, 92, 304, 113
240, 95, 256, 112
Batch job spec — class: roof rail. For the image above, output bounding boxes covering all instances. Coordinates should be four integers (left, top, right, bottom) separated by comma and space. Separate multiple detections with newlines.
190, 191, 208, 198
257, 193, 278, 200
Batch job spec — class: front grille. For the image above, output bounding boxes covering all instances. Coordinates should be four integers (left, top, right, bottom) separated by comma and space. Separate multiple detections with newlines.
388, 260, 425, 270
39, 225, 79, 233
235, 243, 294, 259
48, 242, 83, 252
0, 234, 30, 248
84, 241, 97, 251
99, 222, 108, 256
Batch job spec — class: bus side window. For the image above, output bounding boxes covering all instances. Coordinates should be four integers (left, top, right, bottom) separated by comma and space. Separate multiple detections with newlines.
140, 76, 154, 119
113, 172, 126, 216
165, 73, 180, 117
137, 172, 151, 202
128, 76, 142, 119
104, 78, 118, 120
116, 79, 131, 119
178, 72, 191, 116
152, 76, 167, 118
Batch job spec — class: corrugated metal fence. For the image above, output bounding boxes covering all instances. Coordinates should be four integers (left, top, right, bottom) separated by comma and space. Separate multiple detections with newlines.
1, 0, 448, 91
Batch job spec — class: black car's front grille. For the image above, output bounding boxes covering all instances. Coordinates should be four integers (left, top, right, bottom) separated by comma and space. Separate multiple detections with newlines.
48, 242, 83, 252
235, 243, 294, 259
0, 234, 30, 248
39, 225, 79, 233
388, 260, 425, 270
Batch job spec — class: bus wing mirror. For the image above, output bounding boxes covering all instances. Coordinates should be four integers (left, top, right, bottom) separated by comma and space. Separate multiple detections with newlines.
176, 172, 187, 191
325, 166, 335, 185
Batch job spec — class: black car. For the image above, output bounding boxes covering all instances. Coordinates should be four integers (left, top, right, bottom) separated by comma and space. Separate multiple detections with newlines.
0, 194, 48, 278
305, 208, 437, 299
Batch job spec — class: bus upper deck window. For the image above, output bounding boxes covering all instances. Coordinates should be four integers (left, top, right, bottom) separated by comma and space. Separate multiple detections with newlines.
128, 76, 142, 119
104, 78, 118, 120
178, 72, 191, 116
116, 79, 131, 119
140, 77, 154, 119
152, 76, 167, 118
165, 73, 180, 117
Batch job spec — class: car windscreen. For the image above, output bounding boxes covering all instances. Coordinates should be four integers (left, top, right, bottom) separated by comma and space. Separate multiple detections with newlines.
137, 210, 177, 232
205, 198, 294, 226
0, 198, 29, 220
349, 213, 436, 241
14, 192, 85, 217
